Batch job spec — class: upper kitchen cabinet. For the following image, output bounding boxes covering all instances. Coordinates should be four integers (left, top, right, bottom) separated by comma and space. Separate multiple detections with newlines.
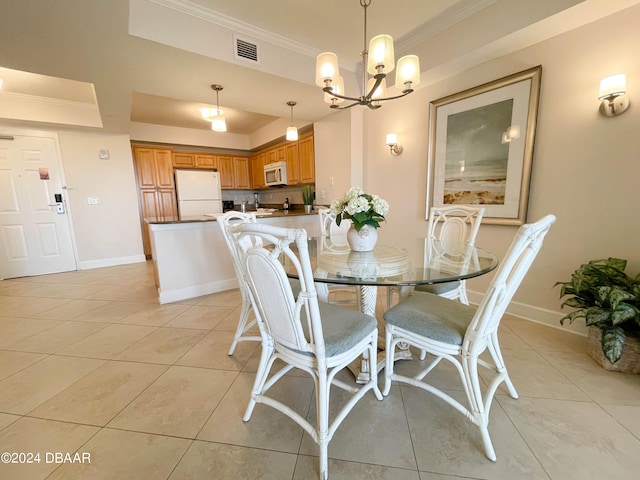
195, 154, 216, 169
172, 151, 195, 168
251, 153, 266, 189
298, 132, 315, 184
216, 155, 235, 189
234, 157, 251, 189
135, 147, 175, 190
283, 142, 300, 185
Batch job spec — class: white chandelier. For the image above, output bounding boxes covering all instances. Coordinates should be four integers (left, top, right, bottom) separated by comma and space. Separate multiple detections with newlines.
315, 0, 420, 110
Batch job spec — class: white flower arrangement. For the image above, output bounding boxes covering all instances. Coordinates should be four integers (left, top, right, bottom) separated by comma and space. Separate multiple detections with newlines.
330, 186, 389, 231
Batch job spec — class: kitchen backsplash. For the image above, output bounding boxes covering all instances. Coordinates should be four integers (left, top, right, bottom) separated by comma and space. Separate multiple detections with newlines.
222, 186, 318, 207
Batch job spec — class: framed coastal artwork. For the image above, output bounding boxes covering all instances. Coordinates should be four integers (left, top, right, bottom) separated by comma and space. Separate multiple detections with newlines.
426, 66, 542, 225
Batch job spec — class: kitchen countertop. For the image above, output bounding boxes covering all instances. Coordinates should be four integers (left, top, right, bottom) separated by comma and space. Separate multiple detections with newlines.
145, 208, 318, 225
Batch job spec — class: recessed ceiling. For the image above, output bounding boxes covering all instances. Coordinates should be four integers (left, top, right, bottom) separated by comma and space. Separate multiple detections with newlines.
1, 0, 628, 136
130, 92, 279, 134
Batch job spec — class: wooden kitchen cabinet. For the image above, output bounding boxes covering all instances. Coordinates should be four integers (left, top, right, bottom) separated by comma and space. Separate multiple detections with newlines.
133, 147, 178, 256
298, 133, 315, 184
284, 141, 299, 185
234, 157, 251, 189
172, 151, 195, 168
195, 154, 216, 169
251, 153, 266, 189
216, 155, 235, 189
265, 149, 277, 165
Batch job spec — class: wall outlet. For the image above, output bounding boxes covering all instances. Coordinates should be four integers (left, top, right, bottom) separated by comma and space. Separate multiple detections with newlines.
321, 190, 326, 199
87, 197, 101, 205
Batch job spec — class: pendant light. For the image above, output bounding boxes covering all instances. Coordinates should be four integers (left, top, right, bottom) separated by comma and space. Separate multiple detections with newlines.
286, 101, 298, 141
210, 84, 227, 132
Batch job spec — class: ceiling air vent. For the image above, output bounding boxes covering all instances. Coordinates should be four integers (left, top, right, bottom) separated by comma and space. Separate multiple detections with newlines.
234, 36, 260, 64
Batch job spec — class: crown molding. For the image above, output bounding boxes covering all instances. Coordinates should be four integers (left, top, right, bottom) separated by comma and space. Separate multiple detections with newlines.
396, 0, 498, 52
149, 0, 320, 58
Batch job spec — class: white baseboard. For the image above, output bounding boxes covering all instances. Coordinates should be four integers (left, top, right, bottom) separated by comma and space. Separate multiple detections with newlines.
467, 290, 587, 337
77, 255, 147, 271
157, 278, 239, 304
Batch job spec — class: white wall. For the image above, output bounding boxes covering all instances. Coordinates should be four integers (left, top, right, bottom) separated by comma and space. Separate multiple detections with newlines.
57, 131, 145, 269
362, 4, 640, 333
314, 109, 365, 206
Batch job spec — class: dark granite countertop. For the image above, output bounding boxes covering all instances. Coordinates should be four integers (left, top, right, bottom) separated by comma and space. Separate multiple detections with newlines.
146, 207, 319, 225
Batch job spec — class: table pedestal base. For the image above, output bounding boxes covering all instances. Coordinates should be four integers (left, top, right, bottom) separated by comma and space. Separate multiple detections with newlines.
348, 285, 412, 384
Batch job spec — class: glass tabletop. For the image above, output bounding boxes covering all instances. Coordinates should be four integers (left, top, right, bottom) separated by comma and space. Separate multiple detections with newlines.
283, 236, 499, 287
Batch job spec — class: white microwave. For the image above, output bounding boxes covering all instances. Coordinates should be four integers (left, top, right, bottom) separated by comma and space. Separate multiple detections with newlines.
264, 161, 288, 186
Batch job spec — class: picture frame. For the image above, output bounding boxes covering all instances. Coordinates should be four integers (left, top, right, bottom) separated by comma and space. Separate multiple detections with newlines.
426, 66, 542, 225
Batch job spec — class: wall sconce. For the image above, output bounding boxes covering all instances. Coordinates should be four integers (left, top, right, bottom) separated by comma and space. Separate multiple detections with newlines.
598, 74, 630, 117
385, 133, 403, 155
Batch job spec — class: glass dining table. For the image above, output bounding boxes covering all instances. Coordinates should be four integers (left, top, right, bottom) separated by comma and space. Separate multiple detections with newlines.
281, 234, 499, 382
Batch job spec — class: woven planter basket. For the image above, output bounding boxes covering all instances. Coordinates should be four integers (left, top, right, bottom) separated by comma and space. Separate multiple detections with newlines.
587, 327, 640, 374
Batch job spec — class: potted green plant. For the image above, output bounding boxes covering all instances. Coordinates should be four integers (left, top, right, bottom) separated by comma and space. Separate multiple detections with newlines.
301, 185, 315, 213
556, 257, 640, 372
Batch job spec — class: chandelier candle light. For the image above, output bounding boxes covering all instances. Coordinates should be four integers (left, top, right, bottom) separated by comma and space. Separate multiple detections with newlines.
331, 187, 389, 251
315, 0, 420, 109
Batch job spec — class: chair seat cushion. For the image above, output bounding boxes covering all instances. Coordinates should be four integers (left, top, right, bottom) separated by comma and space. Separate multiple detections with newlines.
414, 280, 460, 295
383, 292, 475, 345
300, 302, 377, 357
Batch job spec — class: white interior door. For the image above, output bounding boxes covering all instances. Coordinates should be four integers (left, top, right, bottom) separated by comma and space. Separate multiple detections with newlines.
0, 134, 76, 279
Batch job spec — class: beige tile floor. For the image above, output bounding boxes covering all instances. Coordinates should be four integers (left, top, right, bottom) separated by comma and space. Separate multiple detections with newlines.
1, 261, 639, 479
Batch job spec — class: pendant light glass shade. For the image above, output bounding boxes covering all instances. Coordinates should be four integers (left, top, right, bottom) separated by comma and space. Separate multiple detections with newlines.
286, 126, 298, 141
395, 55, 420, 90
367, 34, 394, 74
211, 115, 227, 132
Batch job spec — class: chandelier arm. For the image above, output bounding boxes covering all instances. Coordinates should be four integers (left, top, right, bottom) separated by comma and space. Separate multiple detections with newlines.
362, 74, 385, 101
330, 101, 361, 110
322, 86, 363, 103
371, 89, 415, 102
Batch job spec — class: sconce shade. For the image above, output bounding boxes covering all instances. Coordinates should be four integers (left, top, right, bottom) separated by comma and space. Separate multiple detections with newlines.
367, 34, 394, 74
386, 133, 398, 146
316, 52, 339, 86
395, 55, 420, 90
385, 133, 402, 155
598, 74, 626, 100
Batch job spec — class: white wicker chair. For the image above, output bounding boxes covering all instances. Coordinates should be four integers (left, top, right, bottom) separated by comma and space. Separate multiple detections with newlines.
218, 211, 263, 355
382, 214, 555, 461
230, 222, 382, 480
315, 208, 361, 309
387, 205, 485, 309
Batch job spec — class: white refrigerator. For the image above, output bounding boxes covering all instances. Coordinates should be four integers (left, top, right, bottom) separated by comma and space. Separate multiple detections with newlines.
175, 169, 223, 219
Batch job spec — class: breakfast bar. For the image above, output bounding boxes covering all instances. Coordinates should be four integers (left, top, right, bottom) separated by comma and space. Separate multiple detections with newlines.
147, 209, 320, 304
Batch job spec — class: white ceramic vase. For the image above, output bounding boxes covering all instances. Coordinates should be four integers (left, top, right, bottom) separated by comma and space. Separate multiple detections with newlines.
347, 224, 378, 252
